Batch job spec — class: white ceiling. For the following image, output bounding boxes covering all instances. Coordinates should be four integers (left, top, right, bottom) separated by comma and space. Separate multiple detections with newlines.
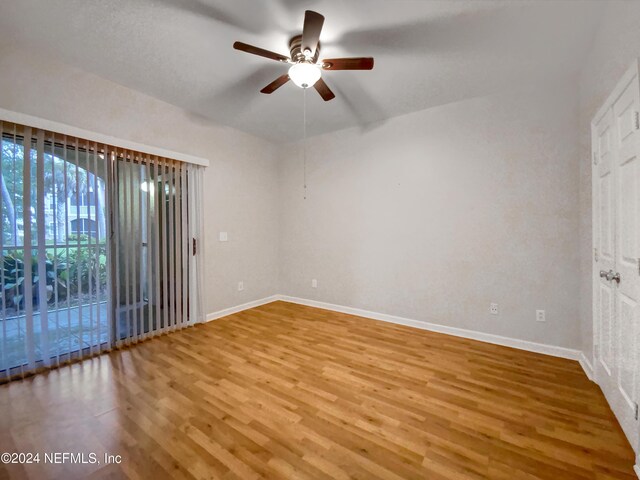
0, 0, 603, 143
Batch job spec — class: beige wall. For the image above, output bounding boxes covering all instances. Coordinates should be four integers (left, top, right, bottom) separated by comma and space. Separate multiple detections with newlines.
279, 82, 582, 349
578, 1, 640, 363
0, 46, 280, 316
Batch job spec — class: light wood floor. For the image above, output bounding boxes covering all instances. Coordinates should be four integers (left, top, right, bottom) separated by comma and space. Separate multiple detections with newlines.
0, 301, 635, 480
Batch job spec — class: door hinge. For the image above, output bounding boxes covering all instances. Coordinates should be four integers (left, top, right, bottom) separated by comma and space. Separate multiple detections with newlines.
638, 258, 640, 276
192, 238, 197, 256
635, 111, 640, 130
594, 248, 599, 262
635, 403, 638, 421
593, 151, 598, 165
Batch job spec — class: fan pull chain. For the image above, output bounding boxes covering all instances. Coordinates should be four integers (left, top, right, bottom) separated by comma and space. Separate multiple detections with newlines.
303, 87, 307, 200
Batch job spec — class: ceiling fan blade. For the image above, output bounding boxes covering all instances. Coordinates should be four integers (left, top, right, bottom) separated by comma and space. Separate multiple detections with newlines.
301, 10, 325, 56
233, 42, 290, 63
260, 74, 290, 94
322, 57, 375, 70
313, 78, 335, 101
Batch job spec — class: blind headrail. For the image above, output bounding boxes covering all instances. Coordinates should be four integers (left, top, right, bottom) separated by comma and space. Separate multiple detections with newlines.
0, 107, 209, 167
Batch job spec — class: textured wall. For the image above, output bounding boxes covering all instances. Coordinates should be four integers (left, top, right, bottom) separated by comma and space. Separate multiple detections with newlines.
578, 1, 640, 364
279, 82, 582, 349
0, 46, 281, 316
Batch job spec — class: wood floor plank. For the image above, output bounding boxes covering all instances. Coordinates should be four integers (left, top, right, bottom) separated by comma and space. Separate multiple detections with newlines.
0, 301, 635, 479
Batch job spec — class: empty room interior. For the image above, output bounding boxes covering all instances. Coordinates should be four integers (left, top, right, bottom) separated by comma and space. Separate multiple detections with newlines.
1, 0, 640, 479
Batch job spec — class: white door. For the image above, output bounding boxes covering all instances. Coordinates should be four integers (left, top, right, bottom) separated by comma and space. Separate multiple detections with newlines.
594, 108, 616, 380
593, 66, 640, 454
613, 77, 640, 451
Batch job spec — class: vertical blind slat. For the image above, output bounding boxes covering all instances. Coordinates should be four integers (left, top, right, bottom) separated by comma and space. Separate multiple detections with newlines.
161, 159, 169, 333
137, 155, 144, 338
104, 147, 113, 348
188, 168, 195, 324
112, 149, 122, 345
87, 143, 94, 356
153, 156, 162, 334
129, 151, 138, 341
36, 129, 49, 366
74, 139, 84, 356
168, 162, 175, 331
92, 143, 99, 351
181, 164, 188, 326
132, 152, 138, 339
0, 121, 6, 373
175, 162, 182, 328
145, 154, 153, 337
13, 125, 25, 378
93, 141, 100, 352
123, 149, 131, 345
63, 135, 71, 363
51, 132, 60, 367
22, 127, 35, 371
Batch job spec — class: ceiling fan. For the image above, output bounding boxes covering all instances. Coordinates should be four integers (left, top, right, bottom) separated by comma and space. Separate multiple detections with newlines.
233, 10, 374, 101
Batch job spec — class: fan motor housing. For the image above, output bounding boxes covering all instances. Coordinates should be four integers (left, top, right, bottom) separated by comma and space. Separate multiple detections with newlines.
289, 35, 321, 63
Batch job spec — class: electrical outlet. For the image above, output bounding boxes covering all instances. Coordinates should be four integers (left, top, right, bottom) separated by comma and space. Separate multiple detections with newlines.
311, 279, 317, 288
490, 303, 498, 315
219, 231, 228, 242
238, 281, 244, 291
536, 310, 545, 322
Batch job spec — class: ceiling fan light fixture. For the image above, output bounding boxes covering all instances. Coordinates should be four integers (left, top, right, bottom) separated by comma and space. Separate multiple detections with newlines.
233, 10, 374, 100
288, 62, 321, 89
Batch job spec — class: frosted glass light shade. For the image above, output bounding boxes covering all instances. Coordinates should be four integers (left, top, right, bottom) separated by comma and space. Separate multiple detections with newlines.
288, 63, 321, 88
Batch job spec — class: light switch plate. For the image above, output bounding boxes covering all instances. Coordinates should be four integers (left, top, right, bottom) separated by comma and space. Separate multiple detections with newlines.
219, 232, 228, 242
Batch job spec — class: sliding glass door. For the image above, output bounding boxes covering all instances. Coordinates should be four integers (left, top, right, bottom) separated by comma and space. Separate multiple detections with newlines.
0, 122, 205, 381
0, 127, 109, 375
111, 154, 194, 343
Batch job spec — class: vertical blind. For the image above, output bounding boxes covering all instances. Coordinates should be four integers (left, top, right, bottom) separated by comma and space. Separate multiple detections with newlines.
110, 145, 205, 346
0, 121, 205, 382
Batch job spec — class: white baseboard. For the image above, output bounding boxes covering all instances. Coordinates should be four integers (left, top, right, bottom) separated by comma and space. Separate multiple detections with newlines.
276, 295, 582, 361
634, 463, 640, 480
206, 294, 584, 363
579, 352, 595, 381
206, 295, 279, 322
